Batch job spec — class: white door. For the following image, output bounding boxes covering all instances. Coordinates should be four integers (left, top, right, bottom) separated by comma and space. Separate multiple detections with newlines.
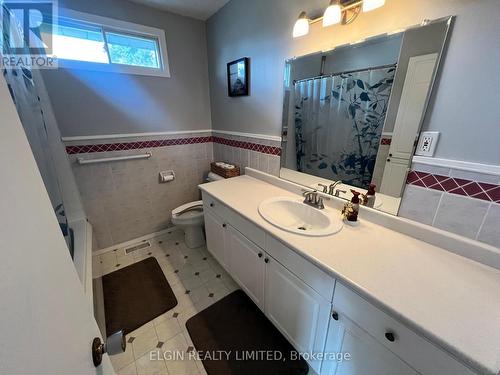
227, 226, 265, 309
0, 78, 114, 374
322, 312, 418, 375
388, 53, 439, 160
265, 257, 331, 374
380, 53, 438, 197
379, 157, 411, 198
204, 209, 229, 269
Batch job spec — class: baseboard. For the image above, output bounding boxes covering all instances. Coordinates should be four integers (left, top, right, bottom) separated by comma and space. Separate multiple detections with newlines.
93, 226, 179, 256
412, 156, 500, 176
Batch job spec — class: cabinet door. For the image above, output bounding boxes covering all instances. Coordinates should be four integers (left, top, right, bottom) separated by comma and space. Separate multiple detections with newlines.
228, 226, 266, 309
322, 312, 418, 375
204, 209, 229, 269
265, 257, 331, 374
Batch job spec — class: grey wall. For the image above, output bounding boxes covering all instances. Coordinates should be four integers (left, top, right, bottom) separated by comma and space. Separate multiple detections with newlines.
42, 0, 211, 137
207, 0, 500, 165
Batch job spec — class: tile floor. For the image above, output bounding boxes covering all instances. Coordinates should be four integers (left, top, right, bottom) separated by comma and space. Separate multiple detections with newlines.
93, 228, 239, 375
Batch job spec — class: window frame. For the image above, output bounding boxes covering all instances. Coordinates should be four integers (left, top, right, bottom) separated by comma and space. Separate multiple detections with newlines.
55, 9, 170, 78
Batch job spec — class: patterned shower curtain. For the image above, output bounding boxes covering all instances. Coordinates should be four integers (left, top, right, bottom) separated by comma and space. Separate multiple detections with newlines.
294, 66, 395, 189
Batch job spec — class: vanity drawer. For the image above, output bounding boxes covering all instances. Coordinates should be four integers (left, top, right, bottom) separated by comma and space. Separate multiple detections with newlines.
202, 192, 227, 219
266, 236, 335, 301
333, 283, 476, 375
225, 207, 266, 249
202, 191, 266, 249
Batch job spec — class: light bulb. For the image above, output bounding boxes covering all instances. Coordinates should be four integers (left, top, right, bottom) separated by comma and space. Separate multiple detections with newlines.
362, 0, 385, 12
323, 1, 341, 27
293, 12, 310, 38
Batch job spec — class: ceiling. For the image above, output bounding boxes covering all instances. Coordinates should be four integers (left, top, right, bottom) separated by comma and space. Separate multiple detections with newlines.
128, 0, 231, 20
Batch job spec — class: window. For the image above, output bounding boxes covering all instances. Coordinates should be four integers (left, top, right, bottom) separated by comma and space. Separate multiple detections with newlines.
50, 10, 170, 77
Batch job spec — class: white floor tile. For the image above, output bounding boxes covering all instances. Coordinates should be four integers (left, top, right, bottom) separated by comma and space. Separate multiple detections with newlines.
117, 361, 138, 375
155, 317, 181, 343
132, 325, 159, 360
135, 351, 168, 375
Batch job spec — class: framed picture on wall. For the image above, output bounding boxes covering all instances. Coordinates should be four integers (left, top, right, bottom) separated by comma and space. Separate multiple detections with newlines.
227, 57, 249, 97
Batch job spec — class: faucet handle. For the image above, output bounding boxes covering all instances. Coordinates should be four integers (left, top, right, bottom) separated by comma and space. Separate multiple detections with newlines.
318, 183, 328, 193
302, 190, 316, 203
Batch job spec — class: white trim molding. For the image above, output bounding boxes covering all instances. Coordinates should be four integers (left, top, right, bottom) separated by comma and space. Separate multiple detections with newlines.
212, 129, 282, 142
412, 156, 500, 176
61, 129, 282, 143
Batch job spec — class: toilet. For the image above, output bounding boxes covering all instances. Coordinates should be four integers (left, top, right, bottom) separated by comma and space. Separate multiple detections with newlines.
171, 172, 224, 248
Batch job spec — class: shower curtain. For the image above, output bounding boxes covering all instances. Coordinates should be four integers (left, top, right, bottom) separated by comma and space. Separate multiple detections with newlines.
294, 66, 395, 189
2, 4, 74, 256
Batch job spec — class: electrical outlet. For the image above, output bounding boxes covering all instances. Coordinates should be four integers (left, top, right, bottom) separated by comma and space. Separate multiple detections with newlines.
415, 131, 440, 156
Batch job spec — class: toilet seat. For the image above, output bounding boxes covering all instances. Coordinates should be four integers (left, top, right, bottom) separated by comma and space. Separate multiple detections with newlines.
171, 200, 204, 226
173, 200, 203, 217
171, 200, 205, 248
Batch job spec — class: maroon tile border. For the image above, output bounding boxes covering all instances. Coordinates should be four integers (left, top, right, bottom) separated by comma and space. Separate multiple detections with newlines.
65, 135, 281, 156
212, 136, 281, 156
380, 137, 392, 145
407, 170, 500, 203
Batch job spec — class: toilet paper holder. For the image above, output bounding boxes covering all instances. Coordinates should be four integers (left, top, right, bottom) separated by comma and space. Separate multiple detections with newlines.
159, 170, 175, 183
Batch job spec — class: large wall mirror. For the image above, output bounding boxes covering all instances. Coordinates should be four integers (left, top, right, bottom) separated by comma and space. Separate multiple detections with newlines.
280, 16, 453, 215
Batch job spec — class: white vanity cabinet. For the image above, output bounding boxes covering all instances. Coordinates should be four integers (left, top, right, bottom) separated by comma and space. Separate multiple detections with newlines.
322, 282, 478, 375
227, 225, 266, 309
322, 312, 418, 375
265, 256, 331, 373
201, 192, 478, 375
202, 192, 333, 374
203, 203, 229, 270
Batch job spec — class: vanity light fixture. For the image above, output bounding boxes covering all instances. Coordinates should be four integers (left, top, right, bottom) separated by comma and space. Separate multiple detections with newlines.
292, 11, 310, 38
293, 0, 385, 38
323, 0, 342, 27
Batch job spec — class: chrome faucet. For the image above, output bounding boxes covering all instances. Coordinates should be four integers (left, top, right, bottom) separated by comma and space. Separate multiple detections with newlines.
302, 190, 325, 209
318, 183, 328, 193
328, 180, 343, 195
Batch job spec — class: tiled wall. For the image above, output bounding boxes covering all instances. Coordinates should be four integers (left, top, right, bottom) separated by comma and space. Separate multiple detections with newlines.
212, 131, 281, 176
66, 131, 282, 250
399, 162, 500, 248
67, 133, 213, 250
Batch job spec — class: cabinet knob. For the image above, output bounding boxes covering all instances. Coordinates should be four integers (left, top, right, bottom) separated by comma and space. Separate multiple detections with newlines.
258, 252, 263, 258
332, 311, 339, 321
264, 257, 269, 263
222, 223, 226, 228
386, 158, 391, 162
389, 153, 392, 157
210, 203, 214, 207
385, 331, 396, 342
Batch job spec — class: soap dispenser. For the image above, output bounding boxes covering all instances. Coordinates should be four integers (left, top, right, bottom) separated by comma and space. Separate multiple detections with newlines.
342, 190, 361, 224
362, 184, 376, 208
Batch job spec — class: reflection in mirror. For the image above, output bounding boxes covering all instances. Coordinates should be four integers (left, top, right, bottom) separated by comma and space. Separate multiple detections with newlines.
280, 17, 453, 215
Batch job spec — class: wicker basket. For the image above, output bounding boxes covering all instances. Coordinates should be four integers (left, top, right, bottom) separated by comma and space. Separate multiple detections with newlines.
211, 162, 240, 178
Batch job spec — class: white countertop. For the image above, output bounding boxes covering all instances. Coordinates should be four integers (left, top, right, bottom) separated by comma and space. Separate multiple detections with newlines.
200, 174, 500, 375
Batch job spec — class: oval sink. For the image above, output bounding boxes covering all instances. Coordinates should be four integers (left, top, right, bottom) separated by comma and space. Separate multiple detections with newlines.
258, 197, 343, 236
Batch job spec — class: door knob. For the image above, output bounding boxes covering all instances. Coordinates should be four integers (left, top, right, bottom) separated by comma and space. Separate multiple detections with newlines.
92, 330, 126, 367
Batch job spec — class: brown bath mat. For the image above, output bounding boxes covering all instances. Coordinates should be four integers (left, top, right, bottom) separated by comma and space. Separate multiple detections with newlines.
103, 257, 177, 336
186, 290, 309, 375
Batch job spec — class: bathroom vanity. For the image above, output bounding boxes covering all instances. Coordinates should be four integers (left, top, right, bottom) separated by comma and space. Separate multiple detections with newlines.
200, 169, 500, 375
